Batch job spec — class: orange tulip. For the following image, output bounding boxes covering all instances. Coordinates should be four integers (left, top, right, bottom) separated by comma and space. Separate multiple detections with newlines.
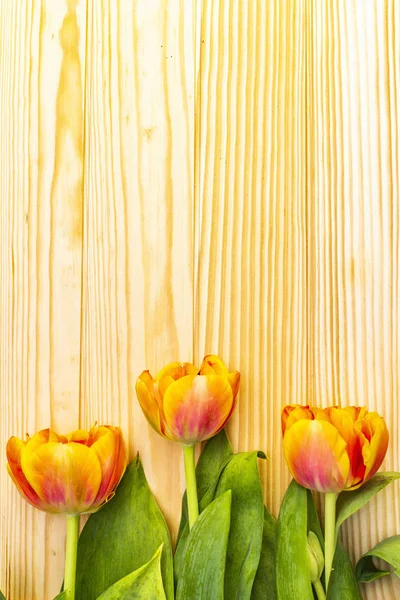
7, 425, 127, 515
281, 405, 389, 493
135, 355, 240, 444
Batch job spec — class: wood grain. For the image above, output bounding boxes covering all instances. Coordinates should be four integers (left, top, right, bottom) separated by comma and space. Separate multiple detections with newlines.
0, 0, 399, 599
307, 0, 400, 597
0, 1, 87, 598
80, 0, 195, 543
194, 0, 308, 520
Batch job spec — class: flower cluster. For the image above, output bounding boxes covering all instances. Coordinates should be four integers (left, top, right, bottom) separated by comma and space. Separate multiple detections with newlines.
4, 355, 398, 600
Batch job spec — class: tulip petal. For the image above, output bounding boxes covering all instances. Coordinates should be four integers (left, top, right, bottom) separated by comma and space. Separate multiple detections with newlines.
281, 405, 303, 434
156, 362, 199, 398
163, 374, 234, 443
283, 419, 350, 493
23, 429, 67, 453
326, 408, 367, 487
6, 437, 48, 510
135, 372, 164, 437
67, 429, 90, 444
228, 371, 241, 401
281, 405, 314, 435
199, 355, 229, 376
21, 441, 102, 514
89, 426, 127, 506
200, 356, 240, 401
360, 413, 389, 483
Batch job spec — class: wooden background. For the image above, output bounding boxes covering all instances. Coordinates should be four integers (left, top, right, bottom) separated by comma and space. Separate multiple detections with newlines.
0, 0, 399, 598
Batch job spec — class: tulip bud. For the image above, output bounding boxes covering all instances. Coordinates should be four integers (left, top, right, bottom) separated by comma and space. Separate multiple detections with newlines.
306, 531, 325, 583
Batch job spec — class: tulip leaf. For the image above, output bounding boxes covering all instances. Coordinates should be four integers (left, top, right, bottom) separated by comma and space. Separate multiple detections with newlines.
173, 524, 189, 589
177, 429, 233, 541
335, 472, 400, 538
175, 429, 235, 582
251, 507, 277, 599
176, 491, 232, 600
355, 535, 400, 583
0, 593, 6, 600
212, 451, 266, 599
276, 480, 314, 600
176, 449, 266, 599
196, 429, 234, 497
96, 545, 166, 599
53, 594, 67, 600
75, 457, 173, 600
326, 542, 362, 599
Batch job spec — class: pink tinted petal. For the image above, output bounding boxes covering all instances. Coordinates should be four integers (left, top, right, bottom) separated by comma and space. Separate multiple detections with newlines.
21, 442, 102, 514
163, 374, 234, 443
283, 419, 350, 493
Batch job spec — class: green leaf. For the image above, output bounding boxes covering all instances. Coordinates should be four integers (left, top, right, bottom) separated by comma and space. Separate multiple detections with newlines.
175, 431, 234, 586
53, 594, 67, 600
176, 491, 232, 600
326, 542, 362, 599
212, 451, 266, 599
251, 507, 277, 599
75, 457, 173, 600
0, 593, 6, 600
336, 472, 400, 538
276, 480, 314, 600
176, 446, 265, 599
356, 535, 400, 583
196, 429, 234, 498
96, 545, 166, 600
177, 429, 233, 541
173, 524, 189, 589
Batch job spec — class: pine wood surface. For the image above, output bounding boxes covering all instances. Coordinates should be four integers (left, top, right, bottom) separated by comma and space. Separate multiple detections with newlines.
0, 1, 399, 598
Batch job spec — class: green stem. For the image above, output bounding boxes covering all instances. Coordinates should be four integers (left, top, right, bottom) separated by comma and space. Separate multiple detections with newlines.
183, 444, 199, 529
313, 578, 327, 600
64, 514, 80, 600
324, 493, 337, 592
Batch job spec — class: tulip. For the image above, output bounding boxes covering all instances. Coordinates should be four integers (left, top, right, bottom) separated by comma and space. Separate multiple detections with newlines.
281, 404, 388, 590
135, 355, 240, 528
281, 405, 388, 494
7, 425, 127, 600
136, 355, 240, 445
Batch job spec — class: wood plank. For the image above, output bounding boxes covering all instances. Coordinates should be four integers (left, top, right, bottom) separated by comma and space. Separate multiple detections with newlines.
80, 0, 195, 542
194, 0, 308, 519
307, 0, 400, 597
0, 1, 87, 598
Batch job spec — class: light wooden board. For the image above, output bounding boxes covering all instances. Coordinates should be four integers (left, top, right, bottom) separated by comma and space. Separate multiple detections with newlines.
0, 0, 399, 598
194, 0, 308, 523
0, 1, 87, 598
80, 0, 195, 539
307, 1, 400, 597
